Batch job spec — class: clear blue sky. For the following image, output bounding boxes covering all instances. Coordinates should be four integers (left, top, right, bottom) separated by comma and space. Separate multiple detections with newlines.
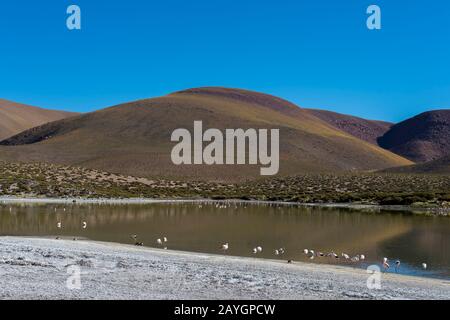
0, 0, 449, 122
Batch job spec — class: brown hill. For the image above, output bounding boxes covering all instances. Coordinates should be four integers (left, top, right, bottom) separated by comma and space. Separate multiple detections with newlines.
378, 110, 450, 162
0, 87, 411, 181
382, 155, 450, 174
0, 99, 78, 140
306, 109, 393, 145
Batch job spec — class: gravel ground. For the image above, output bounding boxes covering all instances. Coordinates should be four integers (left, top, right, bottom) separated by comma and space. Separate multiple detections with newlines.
0, 237, 448, 300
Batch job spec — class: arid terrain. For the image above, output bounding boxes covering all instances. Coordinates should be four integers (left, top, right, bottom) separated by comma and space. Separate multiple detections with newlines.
378, 110, 450, 162
0, 88, 449, 206
1, 162, 449, 211
0, 99, 77, 141
0, 88, 411, 182
306, 109, 393, 145
383, 155, 450, 174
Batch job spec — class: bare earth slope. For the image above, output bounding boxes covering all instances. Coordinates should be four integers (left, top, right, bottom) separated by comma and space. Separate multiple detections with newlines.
306, 109, 393, 145
378, 110, 450, 163
383, 155, 450, 175
0, 99, 78, 140
0, 88, 411, 181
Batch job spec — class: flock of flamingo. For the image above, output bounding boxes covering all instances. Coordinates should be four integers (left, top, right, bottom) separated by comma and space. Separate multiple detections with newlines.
13, 202, 428, 274
220, 243, 427, 272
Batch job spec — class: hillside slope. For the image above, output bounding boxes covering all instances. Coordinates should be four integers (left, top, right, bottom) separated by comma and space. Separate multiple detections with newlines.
0, 99, 77, 140
383, 155, 450, 174
378, 110, 450, 162
0, 87, 411, 181
306, 109, 392, 145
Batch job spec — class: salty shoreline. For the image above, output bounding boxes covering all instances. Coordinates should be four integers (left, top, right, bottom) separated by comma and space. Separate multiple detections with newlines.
1, 196, 448, 215
0, 237, 449, 300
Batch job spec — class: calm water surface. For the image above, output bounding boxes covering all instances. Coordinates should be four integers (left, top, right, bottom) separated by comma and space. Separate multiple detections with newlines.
0, 202, 449, 280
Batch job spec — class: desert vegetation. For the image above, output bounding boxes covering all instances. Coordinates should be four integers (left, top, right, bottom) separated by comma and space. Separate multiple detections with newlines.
1, 162, 449, 211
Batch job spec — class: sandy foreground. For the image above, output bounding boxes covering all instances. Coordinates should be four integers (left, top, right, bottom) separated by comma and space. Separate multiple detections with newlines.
0, 237, 449, 300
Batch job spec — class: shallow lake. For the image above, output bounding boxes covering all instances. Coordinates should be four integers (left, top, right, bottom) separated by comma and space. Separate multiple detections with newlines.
0, 201, 449, 280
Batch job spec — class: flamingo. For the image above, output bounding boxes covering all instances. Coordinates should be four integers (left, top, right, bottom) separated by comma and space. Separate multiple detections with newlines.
395, 260, 401, 273
382, 258, 390, 271
131, 235, 143, 246
328, 252, 339, 259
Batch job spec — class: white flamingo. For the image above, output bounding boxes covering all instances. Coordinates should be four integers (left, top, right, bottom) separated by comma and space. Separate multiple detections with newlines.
328, 252, 339, 259
382, 258, 390, 271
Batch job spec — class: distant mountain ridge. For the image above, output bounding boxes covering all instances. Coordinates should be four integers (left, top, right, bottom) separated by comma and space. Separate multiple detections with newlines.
0, 99, 78, 140
0, 87, 411, 182
378, 110, 450, 163
306, 109, 393, 145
